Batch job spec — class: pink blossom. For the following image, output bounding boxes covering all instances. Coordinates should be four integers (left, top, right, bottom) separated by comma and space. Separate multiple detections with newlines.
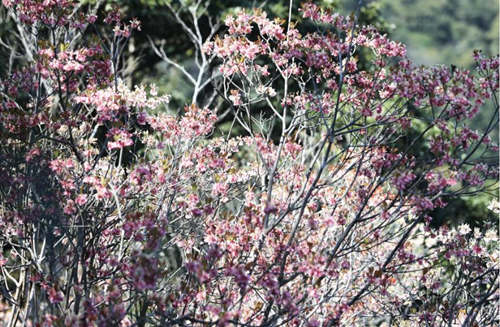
47, 287, 63, 304
75, 194, 87, 206
63, 200, 76, 215
107, 128, 134, 150
393, 171, 416, 191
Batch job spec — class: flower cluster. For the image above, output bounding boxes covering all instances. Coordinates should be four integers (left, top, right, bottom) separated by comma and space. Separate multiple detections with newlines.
0, 1, 497, 327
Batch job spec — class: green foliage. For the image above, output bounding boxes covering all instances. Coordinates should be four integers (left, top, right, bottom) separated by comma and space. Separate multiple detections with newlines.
432, 193, 498, 228
378, 0, 499, 67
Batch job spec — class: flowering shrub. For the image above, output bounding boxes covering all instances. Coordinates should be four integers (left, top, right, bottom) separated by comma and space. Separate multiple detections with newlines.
0, 1, 498, 326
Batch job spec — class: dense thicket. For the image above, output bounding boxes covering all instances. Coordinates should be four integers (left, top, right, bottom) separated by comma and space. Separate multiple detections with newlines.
0, 1, 498, 326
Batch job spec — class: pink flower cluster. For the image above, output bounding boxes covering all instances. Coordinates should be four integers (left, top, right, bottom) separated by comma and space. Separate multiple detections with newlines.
0, 1, 497, 327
